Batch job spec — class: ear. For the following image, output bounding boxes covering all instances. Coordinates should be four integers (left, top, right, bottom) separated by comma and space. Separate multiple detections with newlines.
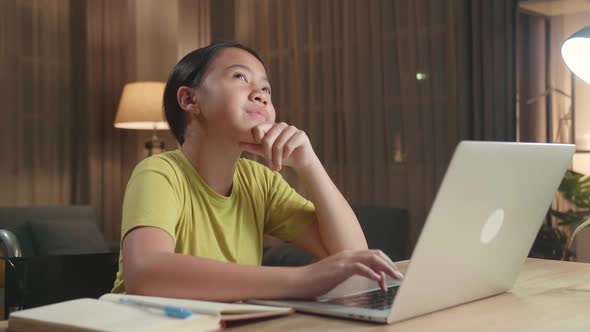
177, 86, 199, 115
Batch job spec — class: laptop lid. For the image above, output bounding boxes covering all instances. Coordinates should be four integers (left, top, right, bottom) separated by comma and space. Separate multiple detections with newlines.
388, 141, 575, 323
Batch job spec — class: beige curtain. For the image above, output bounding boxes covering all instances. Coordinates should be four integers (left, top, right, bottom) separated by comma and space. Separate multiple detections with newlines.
178, 0, 211, 59
0, 0, 212, 241
215, 0, 465, 246
81, 0, 140, 241
82, 0, 211, 241
83, 0, 212, 241
0, 0, 516, 248
0, 0, 72, 206
212, 0, 516, 247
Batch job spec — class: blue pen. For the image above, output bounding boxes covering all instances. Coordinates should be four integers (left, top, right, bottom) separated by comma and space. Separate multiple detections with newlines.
119, 297, 193, 319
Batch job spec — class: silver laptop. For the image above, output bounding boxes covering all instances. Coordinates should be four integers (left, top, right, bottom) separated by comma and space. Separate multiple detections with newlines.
250, 141, 575, 324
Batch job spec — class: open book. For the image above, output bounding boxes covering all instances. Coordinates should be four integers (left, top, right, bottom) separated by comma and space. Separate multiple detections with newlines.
7, 293, 294, 332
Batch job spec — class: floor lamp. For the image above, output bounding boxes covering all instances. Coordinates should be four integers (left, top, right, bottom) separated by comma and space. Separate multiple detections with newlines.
114, 82, 169, 156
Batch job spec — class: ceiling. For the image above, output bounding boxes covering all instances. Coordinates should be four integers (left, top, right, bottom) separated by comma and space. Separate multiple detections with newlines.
519, 0, 590, 16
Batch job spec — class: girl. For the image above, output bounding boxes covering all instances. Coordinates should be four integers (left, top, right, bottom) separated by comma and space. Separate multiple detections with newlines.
112, 41, 402, 302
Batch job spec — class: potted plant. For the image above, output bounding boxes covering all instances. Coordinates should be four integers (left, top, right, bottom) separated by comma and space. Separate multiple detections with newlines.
531, 170, 590, 260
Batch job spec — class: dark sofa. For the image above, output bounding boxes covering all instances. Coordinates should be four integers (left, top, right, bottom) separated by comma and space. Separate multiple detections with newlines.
0, 205, 117, 257
0, 206, 119, 318
262, 206, 409, 266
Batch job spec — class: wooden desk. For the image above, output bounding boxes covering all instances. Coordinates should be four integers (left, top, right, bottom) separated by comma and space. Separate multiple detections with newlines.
228, 258, 590, 331
0, 258, 589, 331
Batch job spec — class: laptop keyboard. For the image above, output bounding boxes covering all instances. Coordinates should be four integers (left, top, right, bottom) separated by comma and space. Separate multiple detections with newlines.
322, 286, 399, 310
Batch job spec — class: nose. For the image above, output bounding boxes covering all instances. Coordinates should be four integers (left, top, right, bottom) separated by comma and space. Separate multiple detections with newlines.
250, 88, 268, 106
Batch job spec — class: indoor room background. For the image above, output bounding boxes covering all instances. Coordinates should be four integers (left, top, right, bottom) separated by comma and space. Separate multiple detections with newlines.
8, 0, 581, 260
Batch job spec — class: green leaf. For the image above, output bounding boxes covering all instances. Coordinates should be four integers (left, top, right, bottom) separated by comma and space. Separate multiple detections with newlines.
550, 208, 590, 225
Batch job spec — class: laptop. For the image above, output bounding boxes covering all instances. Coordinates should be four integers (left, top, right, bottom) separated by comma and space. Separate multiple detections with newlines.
250, 141, 575, 324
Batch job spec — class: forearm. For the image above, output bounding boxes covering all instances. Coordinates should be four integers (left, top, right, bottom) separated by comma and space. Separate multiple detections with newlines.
298, 157, 368, 254
126, 252, 300, 302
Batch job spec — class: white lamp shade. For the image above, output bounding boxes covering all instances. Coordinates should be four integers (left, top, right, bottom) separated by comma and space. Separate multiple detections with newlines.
114, 81, 169, 130
561, 26, 590, 85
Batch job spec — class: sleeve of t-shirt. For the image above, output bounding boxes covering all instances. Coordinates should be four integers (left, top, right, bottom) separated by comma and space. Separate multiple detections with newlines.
263, 170, 316, 241
120, 157, 182, 243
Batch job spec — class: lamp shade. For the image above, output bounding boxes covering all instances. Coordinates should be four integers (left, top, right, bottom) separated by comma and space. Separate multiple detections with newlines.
114, 82, 169, 130
561, 26, 590, 85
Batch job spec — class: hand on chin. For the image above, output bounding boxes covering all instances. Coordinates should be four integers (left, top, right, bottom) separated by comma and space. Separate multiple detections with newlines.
239, 123, 274, 145
238, 122, 316, 172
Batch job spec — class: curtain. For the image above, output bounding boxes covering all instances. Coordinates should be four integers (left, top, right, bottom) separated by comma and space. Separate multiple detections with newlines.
516, 13, 547, 143
213, 0, 517, 247
0, 0, 74, 206
0, 0, 517, 248
178, 0, 211, 59
82, 0, 211, 241
467, 0, 516, 142
81, 0, 140, 241
0, 0, 137, 241
0, 0, 212, 241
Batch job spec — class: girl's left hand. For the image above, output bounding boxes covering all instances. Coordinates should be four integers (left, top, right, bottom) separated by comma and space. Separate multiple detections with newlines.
239, 122, 318, 172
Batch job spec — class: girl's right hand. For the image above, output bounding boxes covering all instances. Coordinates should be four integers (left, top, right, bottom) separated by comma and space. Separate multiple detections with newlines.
290, 249, 404, 300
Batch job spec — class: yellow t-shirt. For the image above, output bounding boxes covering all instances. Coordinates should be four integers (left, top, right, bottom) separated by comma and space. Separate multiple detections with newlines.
112, 150, 315, 293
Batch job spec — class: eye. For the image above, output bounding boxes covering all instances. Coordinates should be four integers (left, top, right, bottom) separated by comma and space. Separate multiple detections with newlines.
233, 72, 248, 82
262, 87, 272, 95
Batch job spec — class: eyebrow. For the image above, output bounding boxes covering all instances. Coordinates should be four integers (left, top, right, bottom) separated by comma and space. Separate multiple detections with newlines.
224, 64, 270, 83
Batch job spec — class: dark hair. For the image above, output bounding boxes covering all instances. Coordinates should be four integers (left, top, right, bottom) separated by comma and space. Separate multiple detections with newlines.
163, 40, 264, 145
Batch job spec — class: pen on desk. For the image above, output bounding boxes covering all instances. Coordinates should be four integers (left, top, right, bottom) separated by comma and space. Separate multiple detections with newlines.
119, 297, 194, 319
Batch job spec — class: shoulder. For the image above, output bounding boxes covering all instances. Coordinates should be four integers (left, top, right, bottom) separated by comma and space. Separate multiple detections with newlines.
130, 150, 186, 186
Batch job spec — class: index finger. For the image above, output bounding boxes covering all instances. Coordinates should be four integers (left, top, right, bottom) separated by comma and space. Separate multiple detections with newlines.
365, 252, 403, 281
373, 250, 403, 279
252, 123, 274, 143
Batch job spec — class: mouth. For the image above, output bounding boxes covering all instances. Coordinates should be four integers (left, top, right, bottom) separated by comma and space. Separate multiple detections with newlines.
247, 110, 267, 120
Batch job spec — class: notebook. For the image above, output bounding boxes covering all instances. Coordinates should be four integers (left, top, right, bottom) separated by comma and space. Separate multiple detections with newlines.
7, 293, 294, 332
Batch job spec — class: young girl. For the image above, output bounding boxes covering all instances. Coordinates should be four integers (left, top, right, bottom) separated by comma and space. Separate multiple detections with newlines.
112, 41, 402, 302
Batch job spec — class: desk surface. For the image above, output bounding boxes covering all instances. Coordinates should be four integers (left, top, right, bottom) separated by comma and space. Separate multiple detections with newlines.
229, 258, 590, 331
1, 258, 590, 331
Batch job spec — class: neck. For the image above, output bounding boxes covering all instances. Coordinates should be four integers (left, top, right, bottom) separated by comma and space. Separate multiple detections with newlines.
180, 133, 241, 197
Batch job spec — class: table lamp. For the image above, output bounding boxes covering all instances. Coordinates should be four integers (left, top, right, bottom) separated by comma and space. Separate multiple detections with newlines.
114, 82, 169, 156
561, 26, 590, 85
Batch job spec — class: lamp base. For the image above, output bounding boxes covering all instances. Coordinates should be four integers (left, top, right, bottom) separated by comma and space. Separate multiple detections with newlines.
145, 135, 165, 156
